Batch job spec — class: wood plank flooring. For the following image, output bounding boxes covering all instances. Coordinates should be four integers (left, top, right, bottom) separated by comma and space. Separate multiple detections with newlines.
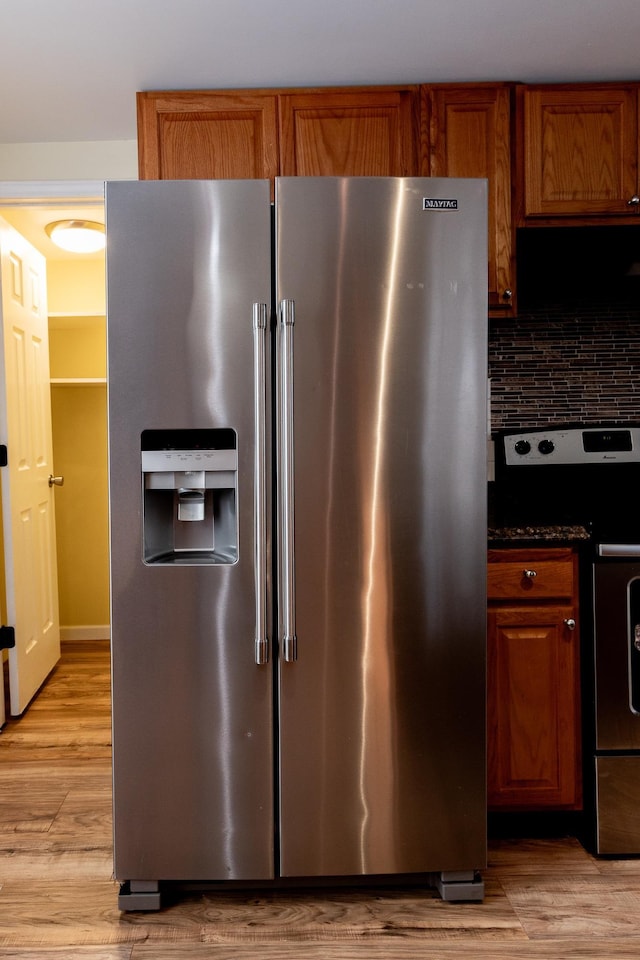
2, 641, 640, 958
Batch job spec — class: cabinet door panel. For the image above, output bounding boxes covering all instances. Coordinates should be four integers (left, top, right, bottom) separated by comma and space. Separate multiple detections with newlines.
523, 85, 638, 216
429, 84, 514, 314
487, 605, 581, 809
137, 91, 279, 180
278, 89, 419, 176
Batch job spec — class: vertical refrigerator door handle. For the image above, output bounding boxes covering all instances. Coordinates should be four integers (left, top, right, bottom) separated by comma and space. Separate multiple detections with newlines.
279, 299, 297, 662
253, 302, 269, 666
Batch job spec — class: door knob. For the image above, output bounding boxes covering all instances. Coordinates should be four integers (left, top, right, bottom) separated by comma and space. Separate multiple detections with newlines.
48, 475, 64, 487
523, 569, 537, 579
563, 618, 576, 631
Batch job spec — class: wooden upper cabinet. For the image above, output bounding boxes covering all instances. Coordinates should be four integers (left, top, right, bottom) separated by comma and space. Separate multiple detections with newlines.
519, 83, 640, 220
137, 91, 279, 180
278, 87, 419, 177
427, 83, 516, 316
137, 86, 420, 182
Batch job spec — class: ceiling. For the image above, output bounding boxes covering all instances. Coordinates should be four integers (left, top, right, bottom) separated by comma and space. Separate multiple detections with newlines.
2, 0, 640, 262
2, 0, 640, 145
0, 205, 105, 262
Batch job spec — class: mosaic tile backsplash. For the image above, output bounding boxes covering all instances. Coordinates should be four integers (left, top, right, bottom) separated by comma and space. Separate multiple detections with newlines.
489, 301, 640, 431
489, 226, 640, 432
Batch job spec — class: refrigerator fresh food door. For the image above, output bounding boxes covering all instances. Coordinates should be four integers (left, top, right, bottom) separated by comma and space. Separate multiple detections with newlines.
106, 179, 274, 882
275, 176, 488, 878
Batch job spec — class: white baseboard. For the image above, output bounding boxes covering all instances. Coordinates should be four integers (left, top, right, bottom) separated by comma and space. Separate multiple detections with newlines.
60, 625, 111, 642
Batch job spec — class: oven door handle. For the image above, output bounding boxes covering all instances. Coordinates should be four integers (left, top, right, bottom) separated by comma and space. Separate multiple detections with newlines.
598, 543, 640, 558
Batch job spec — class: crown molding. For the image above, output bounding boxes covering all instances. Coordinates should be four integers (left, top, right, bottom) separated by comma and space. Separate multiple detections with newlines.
0, 180, 104, 206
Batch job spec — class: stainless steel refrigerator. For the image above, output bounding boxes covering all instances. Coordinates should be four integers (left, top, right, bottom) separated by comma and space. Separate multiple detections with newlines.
106, 176, 487, 911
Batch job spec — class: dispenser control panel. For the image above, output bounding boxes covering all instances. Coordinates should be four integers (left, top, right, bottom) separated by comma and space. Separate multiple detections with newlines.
141, 449, 237, 474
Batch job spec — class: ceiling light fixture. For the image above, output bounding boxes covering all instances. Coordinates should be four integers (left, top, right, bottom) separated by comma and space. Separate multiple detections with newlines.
45, 219, 106, 254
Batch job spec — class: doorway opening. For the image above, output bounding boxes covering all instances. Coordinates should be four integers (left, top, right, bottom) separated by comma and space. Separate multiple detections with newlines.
0, 181, 107, 724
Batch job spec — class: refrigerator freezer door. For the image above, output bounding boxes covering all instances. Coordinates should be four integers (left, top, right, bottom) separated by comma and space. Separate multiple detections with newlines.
275, 177, 488, 878
107, 180, 274, 882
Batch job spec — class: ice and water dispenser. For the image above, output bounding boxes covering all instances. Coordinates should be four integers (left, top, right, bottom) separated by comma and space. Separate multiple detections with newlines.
141, 429, 237, 564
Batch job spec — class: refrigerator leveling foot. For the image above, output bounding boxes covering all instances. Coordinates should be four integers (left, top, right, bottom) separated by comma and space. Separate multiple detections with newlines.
434, 871, 484, 902
118, 880, 162, 912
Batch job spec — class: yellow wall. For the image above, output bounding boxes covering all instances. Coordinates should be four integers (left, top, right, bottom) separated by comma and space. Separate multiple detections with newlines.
49, 318, 106, 378
48, 259, 109, 634
48, 259, 106, 316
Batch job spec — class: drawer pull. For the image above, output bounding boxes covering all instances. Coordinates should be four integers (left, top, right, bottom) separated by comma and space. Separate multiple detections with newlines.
564, 618, 576, 631
523, 569, 537, 579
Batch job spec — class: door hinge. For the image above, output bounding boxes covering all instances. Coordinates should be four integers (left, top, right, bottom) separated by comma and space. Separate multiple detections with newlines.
0, 445, 6, 467
0, 626, 15, 650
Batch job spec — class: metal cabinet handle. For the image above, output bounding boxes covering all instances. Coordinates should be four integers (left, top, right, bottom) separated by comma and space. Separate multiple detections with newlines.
502, 288, 513, 301
48, 475, 64, 487
253, 303, 269, 666
523, 568, 537, 579
628, 195, 640, 207
278, 299, 297, 663
563, 618, 576, 631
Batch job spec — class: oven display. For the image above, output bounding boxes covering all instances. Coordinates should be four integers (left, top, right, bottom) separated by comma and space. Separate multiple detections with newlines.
582, 430, 633, 453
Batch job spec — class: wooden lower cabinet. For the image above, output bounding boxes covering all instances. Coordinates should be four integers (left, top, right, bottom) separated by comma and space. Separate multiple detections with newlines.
487, 547, 582, 810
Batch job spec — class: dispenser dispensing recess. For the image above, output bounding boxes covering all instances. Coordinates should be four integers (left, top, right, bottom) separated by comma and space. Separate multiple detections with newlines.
140, 429, 238, 565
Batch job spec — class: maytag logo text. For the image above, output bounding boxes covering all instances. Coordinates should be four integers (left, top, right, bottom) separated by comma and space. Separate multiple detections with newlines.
422, 198, 458, 210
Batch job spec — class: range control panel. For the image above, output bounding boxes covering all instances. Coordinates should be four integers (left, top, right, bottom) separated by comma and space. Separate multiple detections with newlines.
500, 426, 640, 467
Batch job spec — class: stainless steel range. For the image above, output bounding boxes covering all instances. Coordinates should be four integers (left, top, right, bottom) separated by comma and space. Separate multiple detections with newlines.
494, 424, 640, 855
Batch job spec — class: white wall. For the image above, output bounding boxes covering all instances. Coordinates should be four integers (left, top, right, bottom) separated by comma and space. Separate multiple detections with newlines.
0, 140, 138, 181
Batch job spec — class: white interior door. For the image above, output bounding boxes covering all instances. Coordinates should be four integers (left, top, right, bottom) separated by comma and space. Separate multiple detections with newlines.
0, 217, 60, 715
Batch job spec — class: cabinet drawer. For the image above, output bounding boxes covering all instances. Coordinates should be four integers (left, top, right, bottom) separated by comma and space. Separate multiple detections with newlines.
488, 560, 574, 600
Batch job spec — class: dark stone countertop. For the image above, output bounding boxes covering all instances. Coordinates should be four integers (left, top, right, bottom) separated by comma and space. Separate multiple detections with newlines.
488, 524, 591, 545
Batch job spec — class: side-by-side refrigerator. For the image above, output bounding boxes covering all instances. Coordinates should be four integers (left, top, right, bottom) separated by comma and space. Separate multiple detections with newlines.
105, 176, 488, 911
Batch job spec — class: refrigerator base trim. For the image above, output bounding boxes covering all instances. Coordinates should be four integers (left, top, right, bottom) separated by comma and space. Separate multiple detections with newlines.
116, 871, 486, 912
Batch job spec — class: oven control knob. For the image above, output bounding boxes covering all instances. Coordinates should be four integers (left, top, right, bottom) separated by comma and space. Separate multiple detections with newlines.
514, 440, 531, 456
538, 439, 555, 455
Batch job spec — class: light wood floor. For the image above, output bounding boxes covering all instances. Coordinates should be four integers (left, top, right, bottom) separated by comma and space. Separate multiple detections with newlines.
2, 641, 640, 959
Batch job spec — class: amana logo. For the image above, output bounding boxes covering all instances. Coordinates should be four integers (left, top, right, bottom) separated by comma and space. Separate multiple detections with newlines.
423, 198, 458, 210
